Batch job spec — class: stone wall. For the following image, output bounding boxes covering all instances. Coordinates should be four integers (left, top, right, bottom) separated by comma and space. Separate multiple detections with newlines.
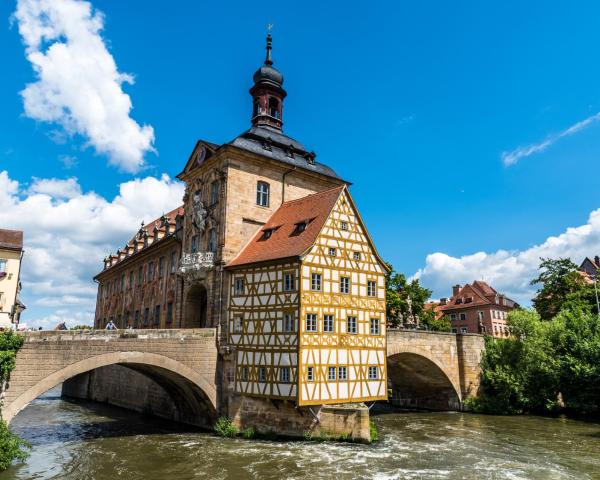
228, 395, 371, 443
456, 333, 485, 401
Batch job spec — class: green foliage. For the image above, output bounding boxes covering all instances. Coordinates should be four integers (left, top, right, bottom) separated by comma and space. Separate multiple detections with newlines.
531, 258, 595, 321
0, 331, 24, 386
213, 417, 238, 438
0, 421, 30, 471
241, 426, 256, 439
369, 421, 378, 443
69, 325, 92, 330
476, 308, 600, 415
385, 262, 448, 331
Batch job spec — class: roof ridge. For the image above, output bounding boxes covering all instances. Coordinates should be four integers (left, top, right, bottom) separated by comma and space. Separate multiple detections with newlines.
280, 185, 344, 207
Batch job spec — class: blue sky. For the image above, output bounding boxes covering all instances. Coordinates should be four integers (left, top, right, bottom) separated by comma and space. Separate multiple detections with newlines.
2, 0, 600, 327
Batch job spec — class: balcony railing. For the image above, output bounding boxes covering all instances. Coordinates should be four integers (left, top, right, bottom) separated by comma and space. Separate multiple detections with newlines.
178, 252, 215, 280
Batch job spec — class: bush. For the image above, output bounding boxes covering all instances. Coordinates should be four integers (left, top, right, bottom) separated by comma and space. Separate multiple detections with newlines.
0, 421, 30, 471
213, 417, 238, 438
369, 421, 378, 443
241, 426, 256, 439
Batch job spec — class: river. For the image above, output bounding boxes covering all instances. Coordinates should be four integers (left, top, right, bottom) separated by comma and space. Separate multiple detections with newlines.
3, 388, 600, 479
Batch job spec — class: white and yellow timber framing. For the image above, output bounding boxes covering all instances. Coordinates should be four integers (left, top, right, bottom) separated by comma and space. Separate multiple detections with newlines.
227, 186, 389, 406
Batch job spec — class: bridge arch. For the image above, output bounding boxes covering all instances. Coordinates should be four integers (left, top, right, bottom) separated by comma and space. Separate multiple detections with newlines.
3, 351, 217, 425
387, 344, 462, 411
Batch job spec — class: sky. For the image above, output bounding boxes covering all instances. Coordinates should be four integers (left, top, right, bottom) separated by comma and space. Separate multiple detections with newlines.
2, 0, 600, 328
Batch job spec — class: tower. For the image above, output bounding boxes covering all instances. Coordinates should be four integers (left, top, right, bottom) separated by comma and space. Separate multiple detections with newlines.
250, 34, 287, 131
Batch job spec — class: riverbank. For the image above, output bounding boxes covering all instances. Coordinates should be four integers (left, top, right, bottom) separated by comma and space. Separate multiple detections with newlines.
5, 388, 600, 479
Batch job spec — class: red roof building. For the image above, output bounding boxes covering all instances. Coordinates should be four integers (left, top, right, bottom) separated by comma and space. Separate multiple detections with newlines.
438, 281, 518, 337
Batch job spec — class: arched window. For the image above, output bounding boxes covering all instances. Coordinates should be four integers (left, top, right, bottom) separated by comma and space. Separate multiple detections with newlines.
268, 97, 279, 119
253, 98, 260, 117
257, 181, 270, 207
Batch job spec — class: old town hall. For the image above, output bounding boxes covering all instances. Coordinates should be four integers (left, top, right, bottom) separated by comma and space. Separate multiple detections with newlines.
94, 35, 388, 408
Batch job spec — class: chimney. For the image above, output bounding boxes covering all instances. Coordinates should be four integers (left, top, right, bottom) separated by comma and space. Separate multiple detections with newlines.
452, 285, 461, 297
440, 297, 448, 305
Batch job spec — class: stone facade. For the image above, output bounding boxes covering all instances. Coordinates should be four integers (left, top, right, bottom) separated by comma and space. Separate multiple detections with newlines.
0, 229, 25, 328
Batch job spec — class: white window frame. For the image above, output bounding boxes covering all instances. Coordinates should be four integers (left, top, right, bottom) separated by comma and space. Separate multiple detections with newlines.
459, 313, 466, 321
367, 280, 376, 297
329, 247, 337, 256
307, 366, 315, 381
280, 367, 290, 383
341, 221, 348, 231
283, 312, 295, 332
323, 314, 334, 333
450, 313, 457, 321
370, 318, 380, 335
368, 366, 378, 380
234, 277, 245, 295
328, 367, 336, 381
347, 316, 357, 334
311, 273, 322, 291
451, 327, 458, 333
306, 313, 318, 332
461, 327, 468, 334
0, 259, 7, 273
340, 276, 350, 294
353, 252, 361, 261
258, 366, 267, 383
233, 315, 243, 333
257, 181, 270, 207
338, 366, 347, 381
283, 272, 295, 292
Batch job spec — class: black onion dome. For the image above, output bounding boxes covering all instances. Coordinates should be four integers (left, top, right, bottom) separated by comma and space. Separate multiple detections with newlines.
253, 64, 284, 86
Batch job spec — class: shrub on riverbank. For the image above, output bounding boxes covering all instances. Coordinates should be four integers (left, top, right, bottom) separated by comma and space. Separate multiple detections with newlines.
0, 330, 30, 470
369, 421, 378, 443
214, 417, 239, 438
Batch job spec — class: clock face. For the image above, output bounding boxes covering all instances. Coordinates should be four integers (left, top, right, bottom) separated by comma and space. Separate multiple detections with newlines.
196, 145, 206, 165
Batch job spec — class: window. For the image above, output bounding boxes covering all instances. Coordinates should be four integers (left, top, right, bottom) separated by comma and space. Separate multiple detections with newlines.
347, 316, 357, 334
449, 313, 457, 321
461, 327, 468, 334
306, 314, 317, 332
258, 367, 266, 383
367, 280, 377, 297
154, 305, 161, 326
280, 367, 290, 383
329, 248, 337, 256
324, 314, 334, 333
143, 308, 150, 326
451, 327, 458, 333
120, 274, 125, 291
478, 311, 485, 321
268, 97, 280, 118
328, 367, 336, 381
233, 315, 243, 333
340, 276, 350, 294
0, 259, 6, 273
262, 229, 273, 240
283, 272, 295, 292
241, 366, 249, 381
148, 262, 155, 281
353, 252, 361, 261
129, 271, 134, 289
370, 318, 380, 335
341, 221, 348, 231
234, 278, 245, 295
311, 273, 322, 291
368, 366, 379, 380
158, 256, 165, 277
338, 366, 347, 381
283, 312, 294, 332
295, 222, 307, 233
166, 302, 173, 324
134, 310, 140, 328
208, 229, 217, 253
191, 235, 199, 253
170, 251, 178, 273
138, 266, 143, 285
210, 180, 219, 205
459, 313, 466, 321
257, 181, 270, 207
307, 366, 314, 381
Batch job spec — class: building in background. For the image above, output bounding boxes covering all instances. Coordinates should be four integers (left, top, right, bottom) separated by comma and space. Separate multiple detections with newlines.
578, 255, 599, 283
0, 229, 26, 328
438, 281, 518, 337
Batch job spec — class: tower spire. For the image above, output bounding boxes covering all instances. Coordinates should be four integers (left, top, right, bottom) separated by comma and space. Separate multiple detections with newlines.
265, 33, 273, 66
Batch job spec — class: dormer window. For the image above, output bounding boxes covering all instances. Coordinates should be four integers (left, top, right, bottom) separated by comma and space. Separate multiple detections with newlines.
455, 298, 463, 305
262, 228, 274, 240
296, 222, 307, 233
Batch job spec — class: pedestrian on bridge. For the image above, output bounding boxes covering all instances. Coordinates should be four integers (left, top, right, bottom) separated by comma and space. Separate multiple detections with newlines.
105, 320, 117, 330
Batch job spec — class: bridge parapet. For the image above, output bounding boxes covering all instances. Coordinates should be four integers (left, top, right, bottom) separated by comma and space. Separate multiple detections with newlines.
20, 328, 216, 342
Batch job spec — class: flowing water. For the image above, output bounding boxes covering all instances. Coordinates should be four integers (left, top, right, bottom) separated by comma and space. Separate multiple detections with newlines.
3, 388, 600, 479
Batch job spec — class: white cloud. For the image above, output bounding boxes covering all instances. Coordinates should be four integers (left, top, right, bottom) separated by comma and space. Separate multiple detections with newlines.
414, 208, 600, 305
0, 170, 184, 329
13, 0, 155, 172
502, 112, 600, 166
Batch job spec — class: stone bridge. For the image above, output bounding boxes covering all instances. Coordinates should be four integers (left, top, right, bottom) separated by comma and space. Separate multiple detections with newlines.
2, 329, 219, 425
386, 330, 485, 410
1, 328, 484, 426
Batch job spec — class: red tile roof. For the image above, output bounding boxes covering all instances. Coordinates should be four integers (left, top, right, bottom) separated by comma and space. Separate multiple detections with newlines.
227, 186, 344, 268
0, 229, 23, 251
439, 280, 517, 311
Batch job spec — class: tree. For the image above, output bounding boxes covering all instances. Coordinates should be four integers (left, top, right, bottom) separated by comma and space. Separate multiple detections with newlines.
531, 258, 593, 320
385, 262, 449, 331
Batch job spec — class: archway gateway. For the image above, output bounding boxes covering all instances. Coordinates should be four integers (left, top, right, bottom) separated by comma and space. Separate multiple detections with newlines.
387, 352, 461, 411
184, 283, 208, 328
